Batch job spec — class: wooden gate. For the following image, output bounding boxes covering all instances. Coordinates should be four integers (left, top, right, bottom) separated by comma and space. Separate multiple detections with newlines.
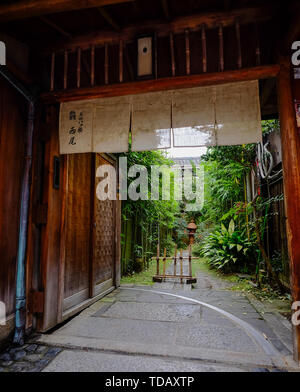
62, 153, 116, 316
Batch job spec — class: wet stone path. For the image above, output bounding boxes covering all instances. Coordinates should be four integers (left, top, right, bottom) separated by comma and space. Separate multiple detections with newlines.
0, 259, 298, 372
0, 343, 62, 372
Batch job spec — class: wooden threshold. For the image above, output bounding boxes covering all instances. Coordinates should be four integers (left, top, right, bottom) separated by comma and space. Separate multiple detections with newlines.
41, 65, 280, 103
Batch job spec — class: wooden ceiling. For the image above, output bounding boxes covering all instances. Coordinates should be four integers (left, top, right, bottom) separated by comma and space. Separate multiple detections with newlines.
0, 0, 289, 49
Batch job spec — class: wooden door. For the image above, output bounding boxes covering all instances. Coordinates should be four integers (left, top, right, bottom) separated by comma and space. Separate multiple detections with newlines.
92, 154, 116, 296
63, 153, 92, 311
62, 153, 116, 314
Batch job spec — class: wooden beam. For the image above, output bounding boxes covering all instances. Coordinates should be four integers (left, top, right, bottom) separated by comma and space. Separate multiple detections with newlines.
277, 56, 300, 363
41, 64, 280, 103
285, 2, 300, 50
43, 5, 276, 53
161, 0, 171, 21
98, 7, 120, 31
40, 16, 72, 39
0, 0, 135, 22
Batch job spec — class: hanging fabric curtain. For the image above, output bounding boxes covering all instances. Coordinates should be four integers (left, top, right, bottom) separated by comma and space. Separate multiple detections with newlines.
131, 91, 172, 152
59, 80, 262, 154
172, 80, 262, 147
214, 81, 262, 146
172, 86, 216, 147
93, 95, 131, 153
59, 100, 94, 154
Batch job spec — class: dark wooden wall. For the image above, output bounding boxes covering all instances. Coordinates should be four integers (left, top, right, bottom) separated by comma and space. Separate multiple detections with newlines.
0, 76, 26, 339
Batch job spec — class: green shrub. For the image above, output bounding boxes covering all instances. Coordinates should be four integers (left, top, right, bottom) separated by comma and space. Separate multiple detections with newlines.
201, 220, 257, 273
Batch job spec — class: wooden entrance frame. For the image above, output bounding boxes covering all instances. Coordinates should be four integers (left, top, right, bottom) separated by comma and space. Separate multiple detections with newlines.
39, 60, 300, 362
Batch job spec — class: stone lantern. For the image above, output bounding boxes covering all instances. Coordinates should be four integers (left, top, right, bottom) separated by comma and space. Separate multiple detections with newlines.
187, 219, 197, 245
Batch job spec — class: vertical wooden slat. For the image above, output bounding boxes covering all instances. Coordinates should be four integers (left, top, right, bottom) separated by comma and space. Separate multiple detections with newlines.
50, 52, 55, 91
180, 249, 183, 284
105, 43, 109, 85
188, 244, 192, 277
169, 32, 176, 77
236, 21, 242, 69
154, 32, 158, 79
173, 244, 177, 276
77, 47, 81, 88
91, 46, 95, 86
277, 56, 300, 363
89, 154, 96, 298
57, 156, 67, 322
218, 24, 224, 72
163, 248, 166, 280
119, 40, 123, 83
201, 24, 207, 73
254, 23, 261, 66
63, 50, 68, 90
156, 243, 160, 276
185, 29, 191, 75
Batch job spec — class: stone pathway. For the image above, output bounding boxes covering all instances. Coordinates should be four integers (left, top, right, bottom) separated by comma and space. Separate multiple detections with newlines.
1, 260, 298, 372
0, 343, 62, 372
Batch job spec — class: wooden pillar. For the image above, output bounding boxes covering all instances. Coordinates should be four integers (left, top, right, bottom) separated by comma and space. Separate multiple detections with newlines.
277, 56, 300, 363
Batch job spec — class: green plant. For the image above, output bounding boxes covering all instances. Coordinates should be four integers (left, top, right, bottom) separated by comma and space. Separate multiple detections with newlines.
202, 220, 257, 273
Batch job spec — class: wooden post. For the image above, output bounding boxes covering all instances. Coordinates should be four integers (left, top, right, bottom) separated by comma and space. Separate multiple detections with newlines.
77, 47, 81, 88
218, 24, 224, 72
170, 32, 176, 77
156, 243, 160, 276
163, 247, 166, 281
105, 43, 109, 85
180, 249, 183, 284
63, 50, 68, 90
91, 46, 95, 86
50, 52, 55, 91
201, 24, 207, 73
277, 56, 300, 363
174, 244, 177, 276
188, 244, 192, 277
119, 40, 123, 83
185, 29, 190, 76
235, 21, 242, 69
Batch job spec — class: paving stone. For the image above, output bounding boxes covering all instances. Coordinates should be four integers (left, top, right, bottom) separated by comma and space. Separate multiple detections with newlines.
0, 352, 11, 362
44, 347, 62, 358
31, 358, 51, 372
12, 350, 27, 361
26, 344, 38, 353
10, 361, 32, 372
35, 345, 48, 354
1, 361, 13, 367
24, 354, 43, 363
